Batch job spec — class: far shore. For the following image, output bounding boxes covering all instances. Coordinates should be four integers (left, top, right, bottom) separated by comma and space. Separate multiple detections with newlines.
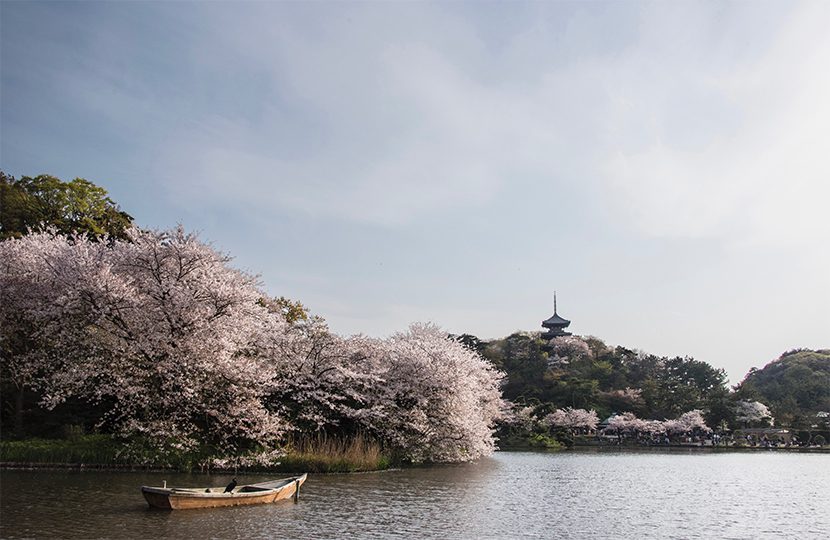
569, 444, 829, 453
501, 443, 830, 454
3, 444, 827, 474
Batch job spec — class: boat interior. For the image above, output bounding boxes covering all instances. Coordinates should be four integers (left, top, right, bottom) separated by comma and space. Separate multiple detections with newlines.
170, 485, 274, 494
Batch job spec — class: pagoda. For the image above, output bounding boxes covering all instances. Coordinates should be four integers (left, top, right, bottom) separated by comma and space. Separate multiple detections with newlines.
541, 292, 571, 340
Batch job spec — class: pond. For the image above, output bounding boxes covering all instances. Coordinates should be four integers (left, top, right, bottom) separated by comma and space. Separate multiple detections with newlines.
1, 449, 828, 539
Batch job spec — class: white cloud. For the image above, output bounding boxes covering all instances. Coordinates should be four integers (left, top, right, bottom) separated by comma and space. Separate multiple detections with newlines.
5, 0, 828, 384
601, 2, 830, 247
153, 1, 829, 251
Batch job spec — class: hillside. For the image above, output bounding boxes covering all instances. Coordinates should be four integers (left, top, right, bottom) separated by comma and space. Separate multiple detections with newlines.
735, 349, 830, 426
475, 332, 731, 424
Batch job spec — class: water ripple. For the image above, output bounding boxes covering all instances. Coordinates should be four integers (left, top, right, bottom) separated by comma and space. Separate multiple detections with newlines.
1, 450, 828, 539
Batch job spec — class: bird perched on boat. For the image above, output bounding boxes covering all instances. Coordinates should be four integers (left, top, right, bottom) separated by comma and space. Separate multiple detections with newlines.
224, 478, 237, 493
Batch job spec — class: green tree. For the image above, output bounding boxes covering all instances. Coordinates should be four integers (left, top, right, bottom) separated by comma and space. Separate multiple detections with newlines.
0, 172, 133, 240
735, 349, 830, 426
646, 356, 727, 418
451, 333, 486, 356
703, 386, 735, 429
258, 295, 310, 324
484, 332, 547, 402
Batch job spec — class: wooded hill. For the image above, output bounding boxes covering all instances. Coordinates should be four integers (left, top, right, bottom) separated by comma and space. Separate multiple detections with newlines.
459, 331, 828, 431
734, 349, 830, 428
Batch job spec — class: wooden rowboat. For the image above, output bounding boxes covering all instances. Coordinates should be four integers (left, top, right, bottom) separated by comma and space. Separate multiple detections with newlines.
141, 473, 307, 510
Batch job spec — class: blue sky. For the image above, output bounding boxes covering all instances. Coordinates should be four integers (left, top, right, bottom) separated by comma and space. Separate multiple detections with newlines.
2, 1, 828, 384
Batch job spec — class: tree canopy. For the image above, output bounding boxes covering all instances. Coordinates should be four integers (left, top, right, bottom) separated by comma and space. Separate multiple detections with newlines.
0, 227, 504, 463
734, 349, 830, 428
0, 172, 133, 240
481, 331, 729, 425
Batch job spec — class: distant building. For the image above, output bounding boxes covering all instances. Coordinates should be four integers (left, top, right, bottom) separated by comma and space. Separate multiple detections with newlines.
541, 292, 572, 340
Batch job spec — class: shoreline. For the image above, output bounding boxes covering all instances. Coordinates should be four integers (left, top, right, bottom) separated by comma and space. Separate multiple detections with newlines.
3, 445, 828, 473
0, 434, 393, 474
0, 461, 401, 474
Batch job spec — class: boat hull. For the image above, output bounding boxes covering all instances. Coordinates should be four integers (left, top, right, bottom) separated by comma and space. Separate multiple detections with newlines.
141, 474, 306, 510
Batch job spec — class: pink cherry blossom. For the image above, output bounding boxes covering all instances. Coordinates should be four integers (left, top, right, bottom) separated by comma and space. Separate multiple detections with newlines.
1, 228, 506, 462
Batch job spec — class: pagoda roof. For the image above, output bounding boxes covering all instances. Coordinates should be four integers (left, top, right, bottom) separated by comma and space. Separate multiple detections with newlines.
542, 313, 571, 327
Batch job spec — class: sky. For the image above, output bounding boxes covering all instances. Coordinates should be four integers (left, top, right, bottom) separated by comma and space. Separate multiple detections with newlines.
2, 1, 828, 384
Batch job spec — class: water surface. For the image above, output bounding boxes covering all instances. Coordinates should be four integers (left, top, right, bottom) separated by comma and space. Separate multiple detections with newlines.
1, 449, 828, 539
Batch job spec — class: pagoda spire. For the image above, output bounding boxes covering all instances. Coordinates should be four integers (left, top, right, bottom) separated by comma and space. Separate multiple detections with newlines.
541, 291, 571, 340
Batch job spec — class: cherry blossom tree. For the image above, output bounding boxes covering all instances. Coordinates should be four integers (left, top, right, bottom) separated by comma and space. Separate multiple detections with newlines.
264, 318, 387, 436
601, 387, 646, 414
1, 228, 289, 454
547, 336, 592, 366
504, 405, 542, 432
361, 324, 505, 463
640, 419, 667, 435
663, 410, 711, 434
2, 228, 507, 464
735, 400, 773, 427
544, 407, 599, 433
606, 410, 711, 437
0, 230, 73, 433
606, 412, 648, 434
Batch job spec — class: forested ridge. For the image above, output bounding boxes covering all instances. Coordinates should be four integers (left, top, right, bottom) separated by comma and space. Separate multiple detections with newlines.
735, 349, 830, 425
459, 329, 828, 442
